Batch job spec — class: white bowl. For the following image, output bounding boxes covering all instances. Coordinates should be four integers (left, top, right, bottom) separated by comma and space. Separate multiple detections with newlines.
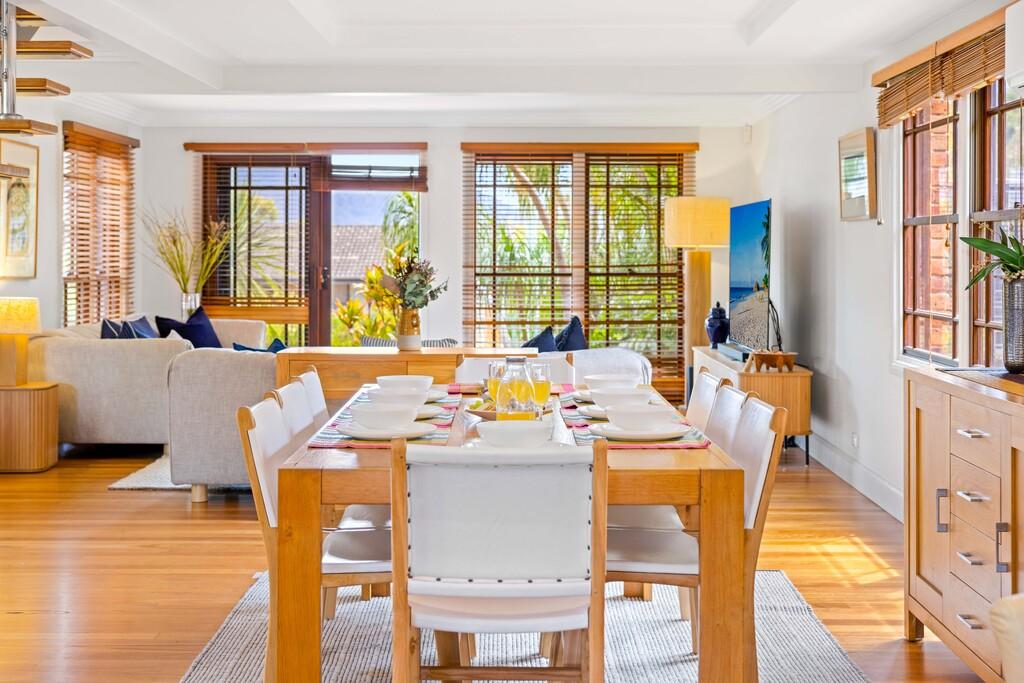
366, 387, 429, 405
376, 375, 434, 391
350, 402, 418, 430
476, 419, 551, 448
589, 388, 652, 408
606, 405, 679, 432
584, 373, 640, 390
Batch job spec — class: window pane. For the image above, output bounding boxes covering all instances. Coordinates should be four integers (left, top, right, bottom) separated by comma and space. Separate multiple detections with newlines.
929, 318, 954, 358
1006, 107, 1023, 209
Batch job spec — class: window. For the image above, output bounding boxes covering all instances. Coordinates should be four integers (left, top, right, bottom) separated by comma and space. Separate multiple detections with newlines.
902, 100, 958, 362
202, 155, 312, 344
462, 146, 695, 381
62, 122, 139, 326
970, 79, 1023, 366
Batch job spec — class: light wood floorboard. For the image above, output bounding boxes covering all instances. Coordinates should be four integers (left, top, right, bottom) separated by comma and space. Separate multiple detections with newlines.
0, 446, 979, 682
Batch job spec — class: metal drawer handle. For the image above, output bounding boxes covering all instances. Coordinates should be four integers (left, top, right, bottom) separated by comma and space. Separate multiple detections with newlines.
956, 490, 989, 503
936, 488, 949, 533
956, 613, 985, 630
956, 428, 990, 439
956, 551, 983, 566
996, 522, 1010, 573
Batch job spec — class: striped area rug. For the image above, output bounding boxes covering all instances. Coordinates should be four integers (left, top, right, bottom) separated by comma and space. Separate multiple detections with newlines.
181, 570, 868, 682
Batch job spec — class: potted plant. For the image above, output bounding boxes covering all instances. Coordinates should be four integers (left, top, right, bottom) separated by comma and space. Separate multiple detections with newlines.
963, 227, 1024, 371
145, 211, 232, 318
381, 242, 448, 350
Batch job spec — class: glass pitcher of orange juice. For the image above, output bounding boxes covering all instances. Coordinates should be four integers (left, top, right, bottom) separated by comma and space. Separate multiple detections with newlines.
496, 356, 539, 421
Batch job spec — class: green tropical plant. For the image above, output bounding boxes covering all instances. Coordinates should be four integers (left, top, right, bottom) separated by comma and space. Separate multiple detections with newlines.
962, 226, 1024, 289
382, 191, 420, 255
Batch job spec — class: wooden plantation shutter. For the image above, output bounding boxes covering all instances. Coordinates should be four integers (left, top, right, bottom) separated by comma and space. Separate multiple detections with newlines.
62, 122, 139, 325
585, 152, 695, 379
201, 154, 312, 342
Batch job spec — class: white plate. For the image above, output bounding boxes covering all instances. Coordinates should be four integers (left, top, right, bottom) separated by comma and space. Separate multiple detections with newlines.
578, 404, 608, 420
340, 422, 437, 440
416, 404, 444, 420
426, 388, 449, 403
588, 423, 692, 442
573, 389, 594, 403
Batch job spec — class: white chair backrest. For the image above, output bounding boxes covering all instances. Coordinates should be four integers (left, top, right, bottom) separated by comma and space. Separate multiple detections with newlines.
239, 397, 293, 528
275, 380, 315, 439
455, 356, 575, 386
297, 368, 329, 424
685, 369, 724, 432
404, 444, 594, 597
455, 357, 498, 384
730, 397, 784, 529
704, 385, 747, 454
530, 357, 575, 385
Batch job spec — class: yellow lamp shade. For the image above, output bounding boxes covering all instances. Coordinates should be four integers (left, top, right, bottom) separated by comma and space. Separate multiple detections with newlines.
664, 196, 730, 249
0, 297, 41, 334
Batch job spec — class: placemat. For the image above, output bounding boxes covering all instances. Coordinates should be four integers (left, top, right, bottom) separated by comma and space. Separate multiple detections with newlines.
308, 391, 460, 449
558, 403, 709, 450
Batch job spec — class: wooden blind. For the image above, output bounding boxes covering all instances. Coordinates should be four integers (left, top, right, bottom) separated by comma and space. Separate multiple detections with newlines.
201, 155, 312, 341
462, 148, 696, 379
62, 124, 138, 325
877, 25, 1004, 128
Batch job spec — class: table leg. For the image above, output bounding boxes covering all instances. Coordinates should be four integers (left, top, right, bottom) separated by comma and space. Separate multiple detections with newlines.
276, 468, 323, 682
805, 435, 811, 466
698, 467, 745, 682
435, 631, 468, 682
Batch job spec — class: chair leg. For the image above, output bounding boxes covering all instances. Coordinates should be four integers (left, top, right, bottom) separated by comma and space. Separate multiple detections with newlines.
689, 587, 699, 655
321, 586, 338, 621
539, 632, 556, 659
409, 627, 421, 682
580, 627, 590, 683
191, 484, 208, 504
561, 630, 583, 666
435, 631, 467, 683
586, 622, 602, 683
677, 587, 690, 620
371, 582, 391, 597
623, 582, 652, 601
458, 633, 474, 664
360, 584, 372, 601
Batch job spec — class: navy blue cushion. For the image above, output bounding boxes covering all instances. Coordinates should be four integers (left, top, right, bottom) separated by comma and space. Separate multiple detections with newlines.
233, 338, 287, 354
117, 316, 158, 339
100, 319, 122, 339
155, 307, 222, 349
522, 326, 557, 353
555, 316, 588, 352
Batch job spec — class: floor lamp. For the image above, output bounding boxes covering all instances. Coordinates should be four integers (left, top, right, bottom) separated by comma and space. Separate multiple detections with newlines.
0, 297, 40, 386
663, 197, 730, 401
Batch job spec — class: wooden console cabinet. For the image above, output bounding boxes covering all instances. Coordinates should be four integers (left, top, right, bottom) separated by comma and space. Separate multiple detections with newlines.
905, 366, 1024, 681
0, 382, 58, 472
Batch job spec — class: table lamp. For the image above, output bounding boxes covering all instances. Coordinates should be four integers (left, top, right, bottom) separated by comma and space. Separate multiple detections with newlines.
663, 197, 730, 375
0, 297, 40, 386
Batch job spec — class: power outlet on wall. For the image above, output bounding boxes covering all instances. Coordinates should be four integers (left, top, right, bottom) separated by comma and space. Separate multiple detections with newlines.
851, 432, 859, 450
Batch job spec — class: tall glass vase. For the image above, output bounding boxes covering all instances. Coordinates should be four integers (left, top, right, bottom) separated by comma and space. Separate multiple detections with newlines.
181, 292, 201, 320
1005, 277, 1024, 372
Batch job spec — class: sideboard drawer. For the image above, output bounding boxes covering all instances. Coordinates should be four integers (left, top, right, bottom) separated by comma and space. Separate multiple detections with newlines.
949, 516, 1002, 603
950, 397, 1005, 475
950, 456, 1001, 539
944, 575, 1002, 674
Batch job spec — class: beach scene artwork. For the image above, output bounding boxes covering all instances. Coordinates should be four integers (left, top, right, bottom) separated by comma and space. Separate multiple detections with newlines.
728, 199, 771, 351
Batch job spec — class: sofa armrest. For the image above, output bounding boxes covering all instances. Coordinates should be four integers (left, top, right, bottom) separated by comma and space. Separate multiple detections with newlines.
211, 318, 267, 350
167, 348, 277, 487
27, 336, 190, 444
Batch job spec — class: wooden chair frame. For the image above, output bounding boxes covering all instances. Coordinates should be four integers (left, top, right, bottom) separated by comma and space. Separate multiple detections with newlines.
390, 438, 608, 683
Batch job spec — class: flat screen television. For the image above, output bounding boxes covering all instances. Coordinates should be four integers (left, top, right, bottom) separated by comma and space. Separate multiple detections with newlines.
728, 199, 772, 352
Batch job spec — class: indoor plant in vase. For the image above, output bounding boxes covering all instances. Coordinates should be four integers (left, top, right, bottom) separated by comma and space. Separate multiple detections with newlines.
381, 245, 448, 351
145, 212, 231, 319
963, 227, 1024, 371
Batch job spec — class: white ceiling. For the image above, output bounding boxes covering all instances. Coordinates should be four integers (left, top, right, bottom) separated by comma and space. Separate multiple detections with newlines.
15, 0, 984, 127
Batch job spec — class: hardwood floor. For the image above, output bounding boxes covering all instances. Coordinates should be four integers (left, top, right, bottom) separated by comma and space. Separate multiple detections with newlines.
0, 446, 979, 682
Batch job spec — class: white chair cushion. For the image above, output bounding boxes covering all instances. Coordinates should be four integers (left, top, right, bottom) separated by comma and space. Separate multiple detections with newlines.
608, 505, 684, 531
338, 504, 391, 529
321, 528, 391, 574
410, 594, 590, 634
607, 528, 699, 575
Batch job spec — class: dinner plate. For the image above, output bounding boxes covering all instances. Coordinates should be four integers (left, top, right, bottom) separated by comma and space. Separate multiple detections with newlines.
339, 422, 437, 440
426, 389, 449, 403
416, 404, 444, 420
588, 423, 692, 442
578, 404, 608, 420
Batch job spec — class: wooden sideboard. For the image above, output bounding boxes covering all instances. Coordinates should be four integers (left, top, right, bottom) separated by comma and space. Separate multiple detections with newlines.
904, 366, 1024, 682
275, 347, 535, 400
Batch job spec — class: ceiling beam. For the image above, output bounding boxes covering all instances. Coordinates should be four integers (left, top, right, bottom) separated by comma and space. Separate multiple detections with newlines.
18, 0, 222, 89
284, 0, 336, 45
738, 0, 800, 45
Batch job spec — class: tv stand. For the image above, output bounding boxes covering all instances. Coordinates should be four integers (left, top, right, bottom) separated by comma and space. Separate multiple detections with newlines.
717, 342, 750, 363
692, 345, 813, 465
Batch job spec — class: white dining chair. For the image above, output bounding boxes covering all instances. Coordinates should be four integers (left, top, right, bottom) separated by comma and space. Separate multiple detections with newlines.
269, 380, 316, 441
685, 367, 728, 432
390, 440, 607, 682
703, 385, 754, 455
296, 365, 330, 425
236, 397, 391, 681
606, 397, 787, 661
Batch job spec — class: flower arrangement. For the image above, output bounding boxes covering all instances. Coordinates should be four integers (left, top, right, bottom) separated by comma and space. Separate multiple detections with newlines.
144, 211, 232, 305
962, 228, 1024, 287
381, 245, 448, 309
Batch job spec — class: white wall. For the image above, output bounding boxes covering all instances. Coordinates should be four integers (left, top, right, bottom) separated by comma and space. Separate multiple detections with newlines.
0, 99, 141, 329
137, 125, 756, 336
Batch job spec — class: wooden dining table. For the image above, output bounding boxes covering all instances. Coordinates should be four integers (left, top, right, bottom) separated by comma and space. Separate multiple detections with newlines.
273, 387, 751, 682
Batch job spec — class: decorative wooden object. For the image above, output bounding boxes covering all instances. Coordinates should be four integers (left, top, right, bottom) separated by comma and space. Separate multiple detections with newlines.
747, 350, 798, 373
0, 381, 58, 472
904, 366, 1024, 681
275, 346, 537, 401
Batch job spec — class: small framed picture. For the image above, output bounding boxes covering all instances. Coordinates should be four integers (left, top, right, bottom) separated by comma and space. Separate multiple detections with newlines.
838, 127, 876, 222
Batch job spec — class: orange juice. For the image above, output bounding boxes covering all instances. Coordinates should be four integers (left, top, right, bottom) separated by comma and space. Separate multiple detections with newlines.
487, 377, 501, 398
497, 411, 536, 421
532, 379, 552, 405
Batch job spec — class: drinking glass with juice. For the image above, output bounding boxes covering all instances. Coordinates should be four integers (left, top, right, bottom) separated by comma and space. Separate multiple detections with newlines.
531, 363, 552, 407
